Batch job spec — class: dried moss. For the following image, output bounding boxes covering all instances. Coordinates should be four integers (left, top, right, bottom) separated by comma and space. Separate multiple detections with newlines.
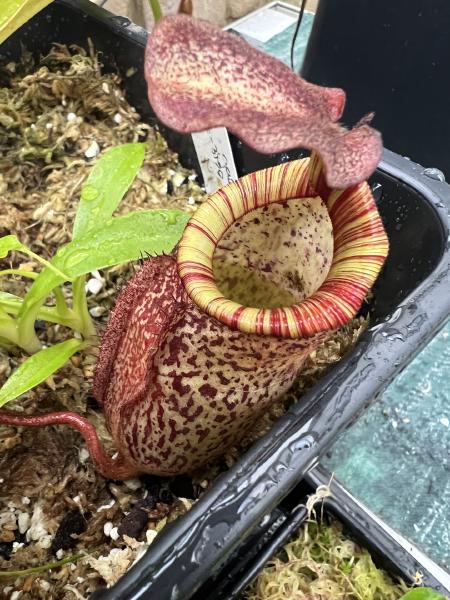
246, 519, 411, 600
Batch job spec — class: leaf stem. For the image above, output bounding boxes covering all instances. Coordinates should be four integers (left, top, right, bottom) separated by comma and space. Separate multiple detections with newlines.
53, 286, 70, 317
22, 248, 71, 281
149, 0, 163, 21
0, 269, 38, 280
0, 553, 86, 578
71, 276, 96, 342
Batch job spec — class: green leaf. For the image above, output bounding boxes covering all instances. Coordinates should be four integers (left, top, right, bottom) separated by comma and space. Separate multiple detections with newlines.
0, 338, 85, 407
18, 209, 189, 333
73, 143, 145, 240
0, 234, 69, 280
0, 0, 53, 45
0, 234, 24, 257
400, 589, 448, 600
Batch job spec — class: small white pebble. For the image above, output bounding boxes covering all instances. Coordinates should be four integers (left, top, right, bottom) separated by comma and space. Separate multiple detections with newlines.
39, 580, 51, 591
146, 529, 158, 544
89, 305, 106, 318
188, 173, 197, 181
37, 535, 52, 549
187, 196, 196, 205
113, 113, 122, 124
46, 122, 53, 130
110, 527, 120, 541
440, 417, 449, 427
84, 140, 100, 159
156, 180, 168, 195
402, 417, 411, 424
77, 577, 84, 584
123, 478, 141, 491
103, 521, 113, 537
97, 499, 115, 512
73, 495, 81, 504
86, 277, 103, 295
112, 452, 119, 460
172, 173, 185, 188
21, 496, 30, 505
11, 591, 22, 600
391, 419, 398, 429
0, 478, 3, 483
12, 542, 24, 553
17, 512, 30, 534
62, 99, 67, 106
56, 549, 64, 560
30, 124, 36, 130
67, 112, 77, 122
178, 497, 192, 510
79, 447, 90, 463
102, 82, 110, 94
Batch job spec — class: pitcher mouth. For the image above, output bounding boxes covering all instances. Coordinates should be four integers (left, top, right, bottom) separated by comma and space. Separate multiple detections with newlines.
177, 154, 389, 339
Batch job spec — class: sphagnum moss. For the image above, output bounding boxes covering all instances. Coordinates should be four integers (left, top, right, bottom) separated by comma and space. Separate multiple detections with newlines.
246, 519, 411, 600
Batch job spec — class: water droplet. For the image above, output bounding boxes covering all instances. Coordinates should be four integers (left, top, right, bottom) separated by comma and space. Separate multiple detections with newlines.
166, 213, 178, 225
279, 153, 290, 163
65, 251, 90, 269
111, 15, 131, 27
81, 185, 99, 201
371, 182, 383, 202
422, 167, 446, 182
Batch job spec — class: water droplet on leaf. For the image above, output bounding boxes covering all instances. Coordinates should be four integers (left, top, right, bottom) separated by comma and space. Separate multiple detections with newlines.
166, 213, 178, 225
65, 251, 90, 269
81, 185, 99, 201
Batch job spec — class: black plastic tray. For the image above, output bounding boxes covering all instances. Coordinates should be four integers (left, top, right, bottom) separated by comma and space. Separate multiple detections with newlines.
2, 2, 450, 598
191, 464, 450, 599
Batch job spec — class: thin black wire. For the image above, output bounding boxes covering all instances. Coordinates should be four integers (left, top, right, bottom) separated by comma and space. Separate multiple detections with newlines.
290, 0, 308, 71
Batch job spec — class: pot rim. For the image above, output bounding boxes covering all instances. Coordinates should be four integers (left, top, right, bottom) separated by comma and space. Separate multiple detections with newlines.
177, 154, 389, 338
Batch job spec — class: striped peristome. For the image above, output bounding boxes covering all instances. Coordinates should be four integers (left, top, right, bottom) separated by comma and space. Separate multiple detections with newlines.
178, 154, 388, 339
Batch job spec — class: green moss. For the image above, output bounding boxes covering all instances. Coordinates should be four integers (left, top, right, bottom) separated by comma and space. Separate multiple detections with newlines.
246, 519, 411, 600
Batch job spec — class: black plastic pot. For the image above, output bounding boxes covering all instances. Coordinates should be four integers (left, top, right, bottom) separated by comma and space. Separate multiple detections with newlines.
191, 464, 450, 599
2, 2, 450, 599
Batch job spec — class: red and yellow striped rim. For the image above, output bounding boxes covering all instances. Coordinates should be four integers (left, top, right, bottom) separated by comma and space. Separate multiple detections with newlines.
177, 154, 389, 338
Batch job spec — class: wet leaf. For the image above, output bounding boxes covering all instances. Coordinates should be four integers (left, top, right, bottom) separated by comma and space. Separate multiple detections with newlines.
73, 143, 145, 240
400, 589, 448, 600
145, 15, 381, 188
19, 209, 189, 321
0, 338, 85, 407
0, 0, 53, 45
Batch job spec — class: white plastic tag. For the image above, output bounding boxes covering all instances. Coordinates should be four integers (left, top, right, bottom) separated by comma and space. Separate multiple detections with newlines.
191, 127, 238, 193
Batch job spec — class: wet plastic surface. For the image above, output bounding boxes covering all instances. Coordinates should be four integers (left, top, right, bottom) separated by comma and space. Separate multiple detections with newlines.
190, 464, 450, 599
2, 2, 450, 599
